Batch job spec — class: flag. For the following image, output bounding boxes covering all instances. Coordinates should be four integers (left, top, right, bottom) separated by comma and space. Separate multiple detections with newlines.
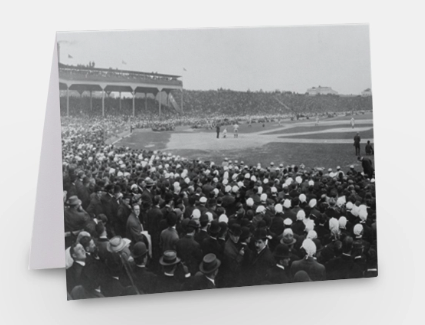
68, 54, 73, 59
183, 67, 187, 71
122, 60, 127, 65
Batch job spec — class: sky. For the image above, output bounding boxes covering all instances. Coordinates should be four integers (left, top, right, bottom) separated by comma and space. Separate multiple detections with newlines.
57, 25, 372, 94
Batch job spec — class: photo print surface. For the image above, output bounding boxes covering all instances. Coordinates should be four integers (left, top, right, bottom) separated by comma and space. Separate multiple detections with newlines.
59, 25, 377, 300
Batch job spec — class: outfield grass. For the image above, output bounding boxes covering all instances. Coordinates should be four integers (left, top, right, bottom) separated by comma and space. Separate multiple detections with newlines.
280, 129, 374, 140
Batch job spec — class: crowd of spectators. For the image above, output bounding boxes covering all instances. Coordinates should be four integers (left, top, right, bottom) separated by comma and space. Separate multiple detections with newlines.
63, 119, 377, 300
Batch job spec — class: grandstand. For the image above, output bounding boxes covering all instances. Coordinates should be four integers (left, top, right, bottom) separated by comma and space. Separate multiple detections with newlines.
58, 63, 183, 117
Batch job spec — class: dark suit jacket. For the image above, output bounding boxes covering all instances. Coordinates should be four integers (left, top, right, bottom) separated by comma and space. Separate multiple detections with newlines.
132, 266, 158, 294
266, 265, 290, 284
176, 235, 203, 276
182, 273, 215, 291
155, 274, 182, 294
248, 247, 275, 285
126, 212, 145, 243
66, 262, 84, 293
201, 237, 224, 261
291, 256, 326, 281
325, 254, 363, 280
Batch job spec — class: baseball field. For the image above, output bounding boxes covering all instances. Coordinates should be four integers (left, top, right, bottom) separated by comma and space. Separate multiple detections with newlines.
114, 113, 374, 170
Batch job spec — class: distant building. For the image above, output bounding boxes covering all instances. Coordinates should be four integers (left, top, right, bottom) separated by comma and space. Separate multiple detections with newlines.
307, 86, 338, 96
361, 88, 372, 97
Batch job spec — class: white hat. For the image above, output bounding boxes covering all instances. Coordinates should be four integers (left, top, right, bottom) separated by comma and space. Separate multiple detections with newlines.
246, 198, 254, 207
244, 173, 251, 179
308, 180, 314, 186
225, 185, 232, 193
329, 218, 339, 232
359, 210, 368, 221
296, 210, 306, 221
256, 205, 266, 213
223, 179, 228, 185
302, 239, 317, 257
199, 197, 207, 203
271, 187, 277, 193
296, 176, 302, 184
219, 214, 228, 223
130, 184, 138, 190
213, 188, 219, 196
263, 178, 269, 184
232, 173, 238, 180
206, 212, 213, 222
336, 196, 346, 207
354, 224, 363, 236
184, 177, 190, 184
309, 199, 317, 208
275, 204, 283, 213
260, 193, 267, 202
339, 217, 347, 228
257, 186, 263, 194
283, 199, 291, 209
299, 194, 307, 203
307, 230, 317, 240
232, 186, 239, 193
304, 219, 315, 232
237, 181, 244, 188
351, 205, 360, 217
346, 202, 354, 210
284, 218, 293, 226
251, 175, 257, 182
192, 209, 201, 219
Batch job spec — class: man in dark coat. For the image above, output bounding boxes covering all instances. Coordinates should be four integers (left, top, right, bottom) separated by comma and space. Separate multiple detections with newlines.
325, 236, 363, 280
131, 242, 157, 294
358, 156, 374, 179
145, 196, 163, 263
155, 251, 186, 293
354, 132, 361, 155
266, 243, 291, 284
247, 229, 275, 286
66, 243, 87, 293
101, 185, 118, 236
175, 220, 203, 276
291, 238, 326, 281
201, 221, 224, 261
182, 253, 221, 291
126, 204, 147, 245
64, 196, 93, 233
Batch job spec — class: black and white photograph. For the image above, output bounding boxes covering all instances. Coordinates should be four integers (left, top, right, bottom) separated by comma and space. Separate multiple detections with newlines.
59, 25, 377, 300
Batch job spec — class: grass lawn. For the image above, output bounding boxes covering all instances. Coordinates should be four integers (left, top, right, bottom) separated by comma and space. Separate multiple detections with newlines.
280, 129, 374, 140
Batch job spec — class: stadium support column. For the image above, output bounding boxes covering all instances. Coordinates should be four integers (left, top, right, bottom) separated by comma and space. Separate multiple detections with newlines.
181, 89, 184, 114
101, 88, 105, 117
158, 88, 162, 120
145, 93, 147, 112
66, 87, 69, 117
132, 91, 135, 117
90, 91, 93, 111
119, 92, 122, 112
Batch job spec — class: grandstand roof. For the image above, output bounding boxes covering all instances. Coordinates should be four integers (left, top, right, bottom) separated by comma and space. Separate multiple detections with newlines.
58, 63, 181, 79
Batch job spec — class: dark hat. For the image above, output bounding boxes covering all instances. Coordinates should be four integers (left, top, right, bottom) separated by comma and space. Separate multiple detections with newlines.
199, 253, 221, 274
274, 244, 290, 259
187, 219, 200, 231
67, 196, 82, 206
133, 242, 148, 258
240, 226, 250, 241
145, 177, 155, 187
229, 223, 242, 236
293, 270, 311, 282
209, 220, 221, 235
159, 250, 180, 266
253, 228, 268, 241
